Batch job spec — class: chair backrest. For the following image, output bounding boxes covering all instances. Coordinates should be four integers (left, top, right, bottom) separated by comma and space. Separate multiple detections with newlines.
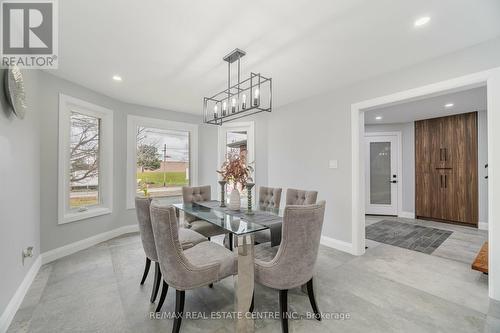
285, 188, 318, 205
150, 203, 220, 290
258, 186, 282, 209
262, 202, 326, 289
182, 185, 211, 223
135, 197, 157, 261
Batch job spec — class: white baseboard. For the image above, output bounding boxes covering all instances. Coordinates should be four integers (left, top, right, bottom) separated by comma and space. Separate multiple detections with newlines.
41, 224, 139, 265
479, 222, 488, 230
320, 235, 355, 254
399, 211, 415, 219
0, 256, 42, 333
0, 225, 140, 333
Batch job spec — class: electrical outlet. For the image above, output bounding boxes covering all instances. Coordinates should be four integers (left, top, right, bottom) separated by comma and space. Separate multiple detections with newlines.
22, 246, 34, 265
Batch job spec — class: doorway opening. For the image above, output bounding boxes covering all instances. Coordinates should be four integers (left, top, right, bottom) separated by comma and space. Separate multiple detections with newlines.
350, 67, 500, 300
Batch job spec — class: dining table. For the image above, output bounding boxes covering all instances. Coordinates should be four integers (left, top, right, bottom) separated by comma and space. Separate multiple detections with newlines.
173, 200, 283, 333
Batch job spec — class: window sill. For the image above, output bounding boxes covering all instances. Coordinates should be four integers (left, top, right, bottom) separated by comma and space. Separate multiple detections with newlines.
59, 207, 112, 224
126, 195, 182, 210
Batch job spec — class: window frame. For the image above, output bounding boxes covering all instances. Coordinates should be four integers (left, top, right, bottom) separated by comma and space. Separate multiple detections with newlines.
126, 115, 198, 209
58, 94, 114, 224
218, 121, 255, 200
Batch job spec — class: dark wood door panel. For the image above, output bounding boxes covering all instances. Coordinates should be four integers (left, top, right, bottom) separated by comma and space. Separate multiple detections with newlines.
415, 112, 478, 226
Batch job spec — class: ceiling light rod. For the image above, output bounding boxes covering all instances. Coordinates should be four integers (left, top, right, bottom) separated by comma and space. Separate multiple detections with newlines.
203, 48, 272, 126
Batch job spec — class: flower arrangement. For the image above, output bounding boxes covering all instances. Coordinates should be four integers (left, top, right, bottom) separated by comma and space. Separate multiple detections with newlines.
217, 151, 253, 188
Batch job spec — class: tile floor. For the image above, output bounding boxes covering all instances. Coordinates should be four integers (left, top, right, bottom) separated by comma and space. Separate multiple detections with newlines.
7, 217, 499, 333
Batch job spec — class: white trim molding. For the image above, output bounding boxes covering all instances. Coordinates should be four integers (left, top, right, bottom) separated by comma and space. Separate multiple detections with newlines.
399, 211, 416, 219
0, 225, 140, 332
320, 235, 354, 254
479, 222, 488, 231
41, 225, 139, 265
0, 256, 41, 333
351, 67, 500, 300
126, 115, 199, 210
58, 94, 114, 224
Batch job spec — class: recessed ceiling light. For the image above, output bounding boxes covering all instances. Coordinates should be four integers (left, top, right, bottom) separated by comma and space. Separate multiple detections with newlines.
414, 16, 430, 27
375, 116, 383, 120
112, 75, 122, 82
444, 103, 454, 108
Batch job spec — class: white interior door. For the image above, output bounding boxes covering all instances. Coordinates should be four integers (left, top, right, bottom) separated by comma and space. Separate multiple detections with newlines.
365, 133, 400, 215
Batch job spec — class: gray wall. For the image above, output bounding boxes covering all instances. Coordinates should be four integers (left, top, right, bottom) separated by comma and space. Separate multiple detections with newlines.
0, 70, 41, 316
268, 37, 500, 243
37, 71, 201, 252
37, 70, 269, 252
364, 122, 415, 214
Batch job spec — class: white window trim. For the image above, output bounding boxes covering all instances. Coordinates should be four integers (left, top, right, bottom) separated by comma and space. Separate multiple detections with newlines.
58, 94, 114, 224
126, 115, 199, 210
218, 121, 255, 199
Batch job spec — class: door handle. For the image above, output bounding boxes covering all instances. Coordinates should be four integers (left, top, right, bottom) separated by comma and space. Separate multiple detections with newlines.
389, 180, 398, 183
444, 174, 447, 188
444, 148, 447, 162
440, 175, 443, 188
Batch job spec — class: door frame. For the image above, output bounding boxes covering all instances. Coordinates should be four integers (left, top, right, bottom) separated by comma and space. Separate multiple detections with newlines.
364, 131, 402, 216
350, 67, 500, 301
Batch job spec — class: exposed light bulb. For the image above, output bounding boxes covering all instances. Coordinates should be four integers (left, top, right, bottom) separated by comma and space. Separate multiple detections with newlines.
213, 104, 218, 119
222, 101, 227, 116
242, 94, 247, 109
253, 88, 260, 107
231, 98, 237, 113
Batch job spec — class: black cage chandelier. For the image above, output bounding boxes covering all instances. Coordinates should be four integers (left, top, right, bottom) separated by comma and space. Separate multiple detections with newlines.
203, 49, 272, 125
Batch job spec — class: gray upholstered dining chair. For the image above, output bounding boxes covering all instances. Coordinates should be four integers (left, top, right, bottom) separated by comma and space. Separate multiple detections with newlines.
258, 186, 283, 209
254, 186, 283, 244
182, 185, 227, 239
135, 197, 207, 305
285, 188, 318, 205
150, 203, 237, 333
253, 202, 326, 333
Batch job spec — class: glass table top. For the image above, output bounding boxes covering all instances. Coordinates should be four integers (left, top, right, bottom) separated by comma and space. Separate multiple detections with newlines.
173, 201, 282, 236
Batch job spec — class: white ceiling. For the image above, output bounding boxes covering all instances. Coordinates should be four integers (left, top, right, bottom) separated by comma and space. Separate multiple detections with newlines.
50, 0, 500, 114
364, 86, 487, 124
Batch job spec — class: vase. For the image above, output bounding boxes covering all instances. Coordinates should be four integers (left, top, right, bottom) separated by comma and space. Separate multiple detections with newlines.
229, 188, 241, 210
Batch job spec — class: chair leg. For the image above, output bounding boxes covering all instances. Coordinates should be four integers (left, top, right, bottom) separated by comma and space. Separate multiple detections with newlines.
140, 257, 151, 285
155, 280, 169, 312
249, 292, 254, 313
150, 262, 161, 303
207, 237, 211, 241
306, 278, 321, 321
229, 234, 233, 251
172, 290, 185, 333
279, 289, 289, 333
208, 283, 213, 288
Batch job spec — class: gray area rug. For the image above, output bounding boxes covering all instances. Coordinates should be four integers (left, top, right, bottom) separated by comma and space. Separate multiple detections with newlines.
366, 220, 452, 254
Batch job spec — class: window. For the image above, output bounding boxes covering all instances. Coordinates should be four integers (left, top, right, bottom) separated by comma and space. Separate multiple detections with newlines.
127, 116, 198, 209
58, 94, 113, 224
218, 121, 255, 200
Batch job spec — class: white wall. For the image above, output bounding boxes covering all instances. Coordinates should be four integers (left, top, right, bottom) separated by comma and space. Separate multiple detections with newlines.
268, 37, 500, 244
478, 111, 489, 226
364, 122, 415, 214
0, 70, 41, 320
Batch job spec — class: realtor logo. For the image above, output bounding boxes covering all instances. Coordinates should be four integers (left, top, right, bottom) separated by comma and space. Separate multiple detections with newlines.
1, 0, 58, 68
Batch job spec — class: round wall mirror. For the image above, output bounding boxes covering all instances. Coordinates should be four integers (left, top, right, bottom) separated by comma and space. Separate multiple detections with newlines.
4, 66, 27, 119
